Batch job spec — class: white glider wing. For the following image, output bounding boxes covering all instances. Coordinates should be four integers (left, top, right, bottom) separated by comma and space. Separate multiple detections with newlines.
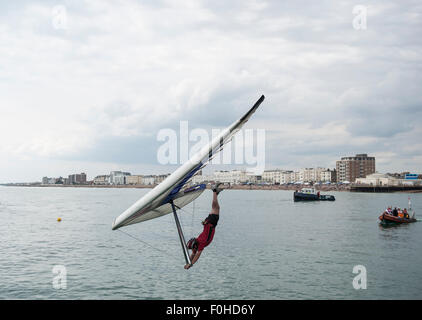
112, 95, 265, 230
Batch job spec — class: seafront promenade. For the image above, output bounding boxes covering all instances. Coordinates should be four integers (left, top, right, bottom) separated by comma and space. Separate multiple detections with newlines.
4, 183, 422, 193
1, 183, 352, 192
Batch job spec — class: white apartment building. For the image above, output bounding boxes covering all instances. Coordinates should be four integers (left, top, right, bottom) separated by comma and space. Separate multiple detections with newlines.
192, 170, 258, 185
320, 169, 336, 182
280, 171, 294, 184
262, 167, 336, 184
214, 170, 250, 184
109, 171, 131, 185
262, 169, 282, 184
93, 175, 110, 185
142, 175, 156, 185
298, 168, 325, 183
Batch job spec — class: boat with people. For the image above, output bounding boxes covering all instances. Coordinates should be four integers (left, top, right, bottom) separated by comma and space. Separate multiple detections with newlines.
293, 188, 335, 202
379, 198, 417, 225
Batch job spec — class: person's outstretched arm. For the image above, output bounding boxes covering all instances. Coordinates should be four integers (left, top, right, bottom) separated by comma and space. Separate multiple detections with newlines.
189, 249, 197, 262
185, 250, 202, 269
210, 191, 220, 215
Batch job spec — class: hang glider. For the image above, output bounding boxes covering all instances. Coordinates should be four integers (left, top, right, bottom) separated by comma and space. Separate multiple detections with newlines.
112, 94, 265, 265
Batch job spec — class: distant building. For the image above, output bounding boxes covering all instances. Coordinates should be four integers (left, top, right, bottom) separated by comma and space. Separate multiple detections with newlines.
109, 171, 130, 185
263, 168, 335, 184
55, 177, 64, 184
355, 173, 422, 186
280, 171, 294, 184
213, 170, 250, 184
42, 177, 49, 184
262, 169, 282, 184
68, 173, 87, 185
336, 154, 375, 183
320, 169, 336, 182
299, 168, 326, 183
125, 175, 143, 185
154, 174, 170, 184
192, 170, 258, 185
93, 175, 110, 185
142, 175, 156, 185
192, 173, 212, 184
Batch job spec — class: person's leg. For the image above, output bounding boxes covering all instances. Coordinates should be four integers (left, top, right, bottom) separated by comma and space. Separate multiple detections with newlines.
210, 191, 220, 215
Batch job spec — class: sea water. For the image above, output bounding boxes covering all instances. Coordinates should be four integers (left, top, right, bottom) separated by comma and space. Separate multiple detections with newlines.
0, 186, 421, 299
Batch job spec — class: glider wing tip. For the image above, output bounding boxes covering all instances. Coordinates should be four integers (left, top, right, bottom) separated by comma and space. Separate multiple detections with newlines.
111, 219, 119, 230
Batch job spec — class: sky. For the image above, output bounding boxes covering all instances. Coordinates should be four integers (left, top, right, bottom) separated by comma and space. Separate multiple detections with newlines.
1, 0, 421, 183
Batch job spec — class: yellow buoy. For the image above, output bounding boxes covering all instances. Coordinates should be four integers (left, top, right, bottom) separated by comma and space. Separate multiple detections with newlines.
57, 218, 62, 222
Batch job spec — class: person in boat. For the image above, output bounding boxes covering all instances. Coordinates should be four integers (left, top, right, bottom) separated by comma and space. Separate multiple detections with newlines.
184, 183, 223, 269
403, 208, 409, 219
392, 207, 398, 217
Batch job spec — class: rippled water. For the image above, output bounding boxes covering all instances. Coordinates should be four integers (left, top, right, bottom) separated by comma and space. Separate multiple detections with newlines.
0, 186, 421, 299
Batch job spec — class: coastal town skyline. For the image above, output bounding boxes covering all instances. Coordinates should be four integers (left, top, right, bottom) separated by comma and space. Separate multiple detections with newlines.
5, 153, 421, 186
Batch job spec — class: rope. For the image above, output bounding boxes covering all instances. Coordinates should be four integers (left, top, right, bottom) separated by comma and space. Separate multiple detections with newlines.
176, 202, 211, 237
191, 200, 196, 235
117, 229, 180, 261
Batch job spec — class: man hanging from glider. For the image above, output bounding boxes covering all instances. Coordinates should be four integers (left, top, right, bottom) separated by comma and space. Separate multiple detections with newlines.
184, 183, 223, 269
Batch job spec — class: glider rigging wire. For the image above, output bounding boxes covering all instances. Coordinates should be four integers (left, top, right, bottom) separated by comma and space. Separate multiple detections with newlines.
117, 229, 180, 261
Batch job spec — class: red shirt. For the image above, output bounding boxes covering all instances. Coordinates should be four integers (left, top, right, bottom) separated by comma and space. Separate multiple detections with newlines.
196, 223, 216, 251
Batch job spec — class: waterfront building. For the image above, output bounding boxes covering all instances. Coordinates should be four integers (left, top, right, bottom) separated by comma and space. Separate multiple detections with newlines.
320, 169, 336, 182
192, 170, 259, 185
355, 173, 422, 186
109, 171, 130, 185
142, 175, 156, 185
336, 154, 375, 183
280, 171, 294, 184
298, 168, 325, 183
125, 175, 143, 185
154, 174, 170, 184
262, 169, 282, 184
191, 173, 212, 184
213, 170, 246, 184
68, 173, 87, 185
93, 175, 110, 185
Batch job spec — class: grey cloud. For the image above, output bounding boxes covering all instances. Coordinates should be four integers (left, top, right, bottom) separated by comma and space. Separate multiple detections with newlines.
1, 0, 422, 182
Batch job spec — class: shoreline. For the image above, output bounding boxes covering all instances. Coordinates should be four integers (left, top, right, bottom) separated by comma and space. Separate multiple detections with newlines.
2, 183, 421, 193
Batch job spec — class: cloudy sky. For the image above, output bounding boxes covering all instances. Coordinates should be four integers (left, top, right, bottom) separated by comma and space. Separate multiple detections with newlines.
1, 0, 421, 183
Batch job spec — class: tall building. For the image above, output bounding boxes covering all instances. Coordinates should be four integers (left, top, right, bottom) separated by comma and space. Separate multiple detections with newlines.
68, 173, 87, 184
336, 154, 375, 183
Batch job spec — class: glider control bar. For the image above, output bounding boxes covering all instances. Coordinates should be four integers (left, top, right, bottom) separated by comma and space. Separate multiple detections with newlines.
171, 201, 192, 266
